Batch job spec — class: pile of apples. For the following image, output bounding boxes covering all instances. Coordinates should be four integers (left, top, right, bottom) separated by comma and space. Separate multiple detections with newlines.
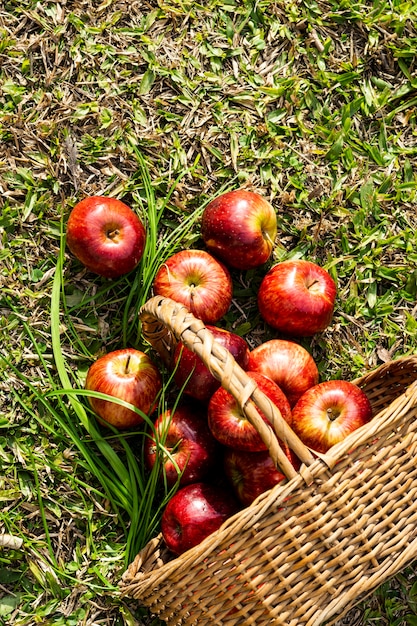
66, 190, 373, 556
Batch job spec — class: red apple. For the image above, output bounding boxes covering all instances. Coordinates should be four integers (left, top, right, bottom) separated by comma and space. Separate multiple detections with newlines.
248, 339, 319, 407
85, 348, 162, 429
224, 448, 300, 507
201, 189, 277, 270
291, 379, 373, 453
161, 482, 240, 555
257, 259, 337, 336
173, 326, 250, 403
207, 371, 292, 452
152, 249, 233, 324
144, 401, 220, 487
66, 196, 146, 278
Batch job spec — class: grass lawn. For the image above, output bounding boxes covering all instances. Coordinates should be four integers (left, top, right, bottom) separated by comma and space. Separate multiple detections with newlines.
1, 0, 417, 624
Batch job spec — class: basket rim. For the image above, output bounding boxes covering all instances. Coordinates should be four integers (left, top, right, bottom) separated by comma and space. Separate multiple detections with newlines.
121, 358, 417, 594
121, 362, 417, 599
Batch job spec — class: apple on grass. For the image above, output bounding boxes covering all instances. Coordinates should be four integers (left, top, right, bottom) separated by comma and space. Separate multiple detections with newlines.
224, 448, 301, 507
173, 326, 250, 403
66, 196, 146, 278
257, 259, 337, 336
248, 339, 319, 408
144, 401, 220, 488
85, 348, 162, 429
152, 249, 233, 324
161, 482, 240, 555
291, 379, 373, 454
207, 371, 292, 452
201, 189, 277, 270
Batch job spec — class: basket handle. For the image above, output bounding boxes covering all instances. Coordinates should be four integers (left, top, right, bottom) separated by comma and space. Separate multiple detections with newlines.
139, 296, 316, 480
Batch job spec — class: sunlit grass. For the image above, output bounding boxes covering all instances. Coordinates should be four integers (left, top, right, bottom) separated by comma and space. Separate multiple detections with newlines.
1, 0, 417, 624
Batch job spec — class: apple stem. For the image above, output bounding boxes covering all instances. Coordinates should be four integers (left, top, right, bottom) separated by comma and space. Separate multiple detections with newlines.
327, 407, 339, 421
125, 355, 131, 374
107, 228, 120, 240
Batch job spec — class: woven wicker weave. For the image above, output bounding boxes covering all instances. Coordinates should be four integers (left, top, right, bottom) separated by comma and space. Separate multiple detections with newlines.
120, 295, 417, 626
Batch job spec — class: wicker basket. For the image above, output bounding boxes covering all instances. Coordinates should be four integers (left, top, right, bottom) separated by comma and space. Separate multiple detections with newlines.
120, 295, 417, 626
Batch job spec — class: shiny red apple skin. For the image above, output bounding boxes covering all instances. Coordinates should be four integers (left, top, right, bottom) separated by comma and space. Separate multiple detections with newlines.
291, 379, 373, 454
85, 348, 162, 429
152, 249, 233, 324
224, 448, 300, 506
207, 371, 292, 452
161, 482, 240, 555
173, 326, 250, 403
144, 401, 220, 487
66, 196, 146, 278
201, 189, 277, 270
248, 339, 319, 407
257, 260, 337, 336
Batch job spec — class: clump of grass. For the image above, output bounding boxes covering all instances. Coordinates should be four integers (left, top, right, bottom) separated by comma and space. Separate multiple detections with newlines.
2, 145, 239, 578
25, 149, 222, 562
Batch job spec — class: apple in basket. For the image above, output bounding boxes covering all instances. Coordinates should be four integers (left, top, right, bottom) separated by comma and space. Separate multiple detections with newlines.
248, 339, 319, 408
66, 196, 146, 278
85, 348, 162, 429
201, 189, 277, 270
207, 371, 292, 452
161, 482, 240, 555
257, 259, 337, 336
152, 249, 233, 324
144, 401, 220, 487
172, 326, 250, 403
224, 448, 301, 507
291, 379, 373, 454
